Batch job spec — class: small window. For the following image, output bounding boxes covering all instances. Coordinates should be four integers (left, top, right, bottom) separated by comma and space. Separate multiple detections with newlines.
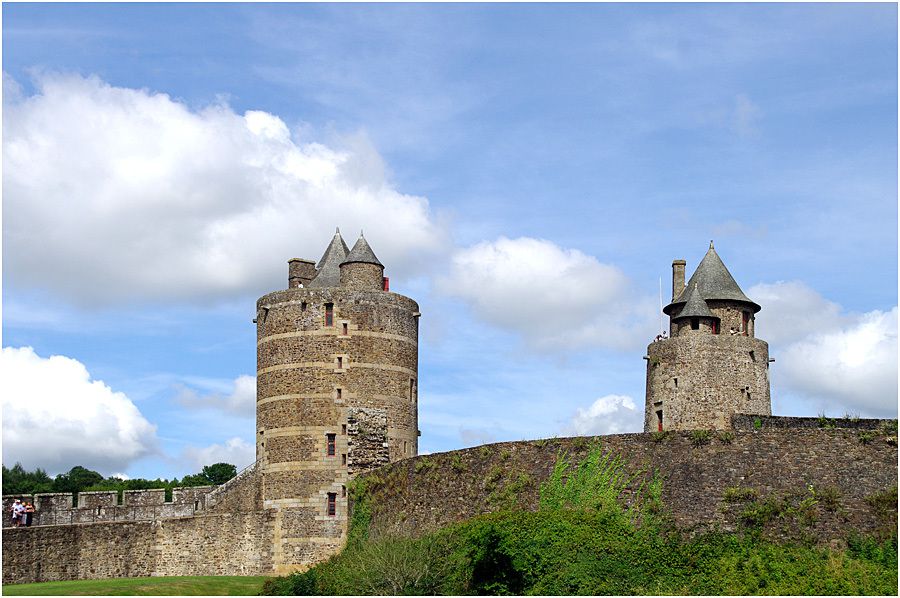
97, 506, 102, 516
691, 318, 699, 330
336, 356, 343, 369
342, 322, 349, 335
409, 378, 415, 400
326, 493, 336, 516
194, 500, 199, 512
326, 433, 336, 456
301, 301, 307, 311
336, 388, 342, 400
656, 410, 663, 432
325, 303, 334, 327
403, 440, 408, 455
711, 320, 719, 335
742, 311, 750, 335
341, 423, 347, 435
341, 485, 346, 498
341, 453, 347, 465
674, 377, 678, 388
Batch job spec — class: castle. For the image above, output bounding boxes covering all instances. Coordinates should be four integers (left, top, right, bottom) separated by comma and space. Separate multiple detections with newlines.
2, 237, 896, 585
644, 242, 771, 431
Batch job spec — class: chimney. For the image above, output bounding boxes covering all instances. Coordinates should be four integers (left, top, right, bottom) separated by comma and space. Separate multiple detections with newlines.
672, 260, 686, 301
288, 258, 317, 289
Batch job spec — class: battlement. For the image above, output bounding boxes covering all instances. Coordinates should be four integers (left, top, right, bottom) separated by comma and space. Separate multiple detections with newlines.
2, 486, 216, 528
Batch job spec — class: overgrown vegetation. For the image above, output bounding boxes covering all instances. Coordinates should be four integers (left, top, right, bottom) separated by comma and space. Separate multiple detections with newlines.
262, 444, 897, 595
3, 575, 266, 595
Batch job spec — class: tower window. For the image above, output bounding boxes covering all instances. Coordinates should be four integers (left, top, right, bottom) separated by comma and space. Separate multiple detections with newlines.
711, 320, 720, 334
409, 378, 415, 400
342, 322, 349, 335
337, 356, 343, 369
341, 485, 346, 498
326, 433, 336, 456
336, 388, 342, 400
301, 301, 307, 311
656, 410, 663, 432
742, 311, 750, 335
403, 440, 408, 455
341, 453, 347, 465
341, 424, 347, 435
326, 493, 336, 516
325, 303, 334, 327
690, 318, 699, 330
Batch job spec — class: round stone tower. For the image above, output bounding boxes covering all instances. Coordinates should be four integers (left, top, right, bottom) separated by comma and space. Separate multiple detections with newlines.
645, 242, 771, 432
255, 228, 420, 573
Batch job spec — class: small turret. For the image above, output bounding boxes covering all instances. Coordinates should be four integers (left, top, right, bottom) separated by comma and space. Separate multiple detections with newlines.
339, 232, 385, 291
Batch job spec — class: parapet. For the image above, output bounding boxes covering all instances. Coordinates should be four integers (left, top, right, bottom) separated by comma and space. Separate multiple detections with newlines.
2, 485, 217, 528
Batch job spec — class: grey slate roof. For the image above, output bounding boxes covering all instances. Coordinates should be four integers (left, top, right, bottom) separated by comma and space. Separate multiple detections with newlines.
664, 242, 760, 314
671, 281, 714, 321
341, 233, 383, 267
307, 228, 350, 288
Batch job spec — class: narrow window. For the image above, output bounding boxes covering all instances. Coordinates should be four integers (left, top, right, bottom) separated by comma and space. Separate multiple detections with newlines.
742, 311, 750, 335
341, 485, 347, 498
341, 424, 347, 435
656, 410, 663, 432
326, 433, 336, 456
341, 453, 347, 465
96, 506, 102, 516
403, 440, 408, 455
711, 320, 719, 335
409, 378, 415, 400
325, 303, 334, 327
342, 322, 349, 335
301, 301, 307, 311
194, 500, 199, 512
337, 356, 343, 369
674, 377, 678, 388
691, 318, 699, 330
336, 388, 342, 400
327, 493, 336, 516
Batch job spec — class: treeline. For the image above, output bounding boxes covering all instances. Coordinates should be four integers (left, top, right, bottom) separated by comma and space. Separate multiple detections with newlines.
2, 462, 237, 497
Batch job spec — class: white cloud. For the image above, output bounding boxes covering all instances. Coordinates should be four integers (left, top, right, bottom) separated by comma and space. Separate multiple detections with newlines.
749, 281, 897, 417
2, 72, 446, 305
439, 237, 656, 351
777, 307, 897, 417
0, 346, 158, 475
183, 437, 255, 471
176, 375, 256, 417
749, 281, 848, 345
563, 394, 643, 436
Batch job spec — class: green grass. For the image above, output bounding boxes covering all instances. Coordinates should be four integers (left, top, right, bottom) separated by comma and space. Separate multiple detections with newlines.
2, 575, 268, 596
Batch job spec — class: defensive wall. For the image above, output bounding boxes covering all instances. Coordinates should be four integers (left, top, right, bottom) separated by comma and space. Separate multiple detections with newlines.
357, 417, 898, 545
2, 486, 215, 528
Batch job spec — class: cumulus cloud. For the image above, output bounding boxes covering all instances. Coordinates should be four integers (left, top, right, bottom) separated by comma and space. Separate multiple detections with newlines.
439, 237, 657, 351
183, 437, 255, 472
176, 375, 256, 417
777, 307, 897, 417
0, 346, 158, 475
2, 72, 446, 305
563, 394, 643, 436
749, 281, 897, 417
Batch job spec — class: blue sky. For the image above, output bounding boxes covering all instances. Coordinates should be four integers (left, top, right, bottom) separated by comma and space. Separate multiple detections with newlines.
2, 2, 897, 480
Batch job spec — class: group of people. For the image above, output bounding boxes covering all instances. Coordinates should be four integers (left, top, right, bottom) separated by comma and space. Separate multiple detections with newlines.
9, 499, 35, 527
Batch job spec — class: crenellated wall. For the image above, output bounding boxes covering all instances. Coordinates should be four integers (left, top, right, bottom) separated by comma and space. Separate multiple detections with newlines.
3, 486, 216, 529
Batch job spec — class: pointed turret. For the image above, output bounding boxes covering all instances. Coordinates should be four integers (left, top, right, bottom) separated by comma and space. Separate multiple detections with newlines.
664, 242, 759, 315
671, 281, 714, 321
341, 232, 383, 267
307, 228, 350, 288
339, 232, 385, 291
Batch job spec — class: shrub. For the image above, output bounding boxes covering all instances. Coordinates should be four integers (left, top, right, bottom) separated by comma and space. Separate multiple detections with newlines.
723, 486, 758, 503
753, 417, 763, 430
717, 431, 735, 444
859, 431, 876, 445
650, 431, 670, 443
690, 429, 712, 447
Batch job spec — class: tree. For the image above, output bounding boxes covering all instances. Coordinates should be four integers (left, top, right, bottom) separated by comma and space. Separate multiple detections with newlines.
52, 466, 104, 493
201, 463, 237, 485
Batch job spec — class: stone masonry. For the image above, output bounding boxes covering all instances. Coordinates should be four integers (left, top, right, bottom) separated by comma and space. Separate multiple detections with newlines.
645, 242, 771, 431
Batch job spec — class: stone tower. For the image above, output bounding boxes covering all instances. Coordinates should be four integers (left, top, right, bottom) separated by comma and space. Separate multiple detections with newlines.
644, 242, 771, 432
255, 228, 420, 573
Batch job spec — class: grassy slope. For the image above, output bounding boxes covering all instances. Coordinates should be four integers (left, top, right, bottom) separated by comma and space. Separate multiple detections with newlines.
1, 576, 268, 596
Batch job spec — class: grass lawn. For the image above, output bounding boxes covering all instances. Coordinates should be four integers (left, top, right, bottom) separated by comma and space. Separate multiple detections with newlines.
1, 575, 269, 596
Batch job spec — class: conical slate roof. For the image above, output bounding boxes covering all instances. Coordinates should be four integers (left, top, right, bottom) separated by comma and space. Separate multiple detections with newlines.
664, 242, 760, 314
307, 228, 350, 288
341, 233, 383, 267
671, 281, 714, 321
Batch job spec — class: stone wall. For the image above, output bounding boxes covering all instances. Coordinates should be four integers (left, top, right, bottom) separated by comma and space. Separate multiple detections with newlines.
3, 486, 215, 528
645, 333, 770, 431
357, 421, 897, 545
2, 511, 274, 585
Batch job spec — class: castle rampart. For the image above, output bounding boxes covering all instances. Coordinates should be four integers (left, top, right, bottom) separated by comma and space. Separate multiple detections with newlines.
2, 486, 216, 528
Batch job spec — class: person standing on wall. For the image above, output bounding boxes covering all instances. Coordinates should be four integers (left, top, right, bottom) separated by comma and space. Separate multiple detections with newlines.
24, 502, 35, 527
